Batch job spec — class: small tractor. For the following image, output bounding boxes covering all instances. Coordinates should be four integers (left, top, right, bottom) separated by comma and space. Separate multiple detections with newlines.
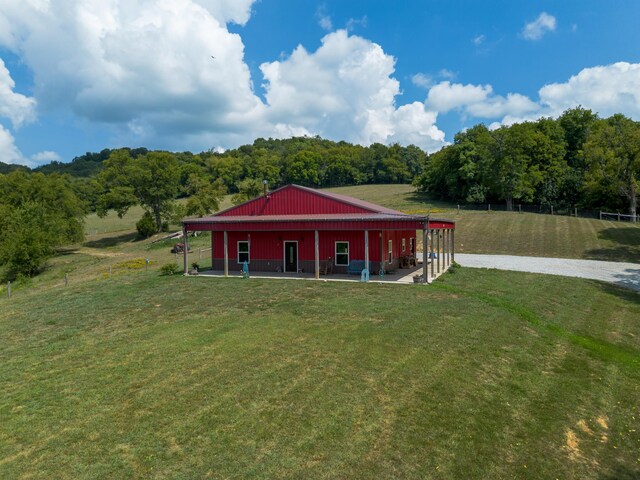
171, 243, 189, 254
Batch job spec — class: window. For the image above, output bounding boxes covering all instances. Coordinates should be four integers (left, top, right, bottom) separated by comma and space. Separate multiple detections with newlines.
335, 242, 349, 266
388, 240, 393, 263
402, 238, 406, 252
237, 241, 250, 263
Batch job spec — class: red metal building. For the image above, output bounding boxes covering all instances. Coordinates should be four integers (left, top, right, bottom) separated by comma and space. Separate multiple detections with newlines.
182, 184, 455, 281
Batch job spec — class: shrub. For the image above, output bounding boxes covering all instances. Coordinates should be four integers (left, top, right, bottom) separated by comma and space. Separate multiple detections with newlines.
160, 263, 180, 276
136, 212, 157, 238
448, 261, 461, 274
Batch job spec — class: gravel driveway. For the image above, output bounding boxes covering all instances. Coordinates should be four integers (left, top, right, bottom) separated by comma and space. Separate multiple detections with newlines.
455, 254, 640, 292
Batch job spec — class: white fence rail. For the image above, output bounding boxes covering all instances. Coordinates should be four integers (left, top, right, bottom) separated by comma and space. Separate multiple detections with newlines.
599, 211, 638, 223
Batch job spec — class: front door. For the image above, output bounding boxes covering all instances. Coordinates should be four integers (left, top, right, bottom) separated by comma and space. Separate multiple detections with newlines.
284, 241, 298, 272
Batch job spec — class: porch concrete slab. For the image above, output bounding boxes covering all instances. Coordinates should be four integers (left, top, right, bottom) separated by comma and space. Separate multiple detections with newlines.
194, 259, 451, 285
196, 264, 436, 285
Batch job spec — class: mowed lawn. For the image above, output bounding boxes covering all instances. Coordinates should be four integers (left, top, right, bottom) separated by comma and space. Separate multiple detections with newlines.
1, 269, 639, 479
326, 185, 640, 263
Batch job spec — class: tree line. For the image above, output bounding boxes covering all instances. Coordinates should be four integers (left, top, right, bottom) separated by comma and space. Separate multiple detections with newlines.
413, 108, 640, 218
1, 107, 638, 279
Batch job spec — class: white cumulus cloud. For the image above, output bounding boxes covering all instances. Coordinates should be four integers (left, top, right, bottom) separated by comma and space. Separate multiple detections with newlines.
539, 62, 640, 119
426, 82, 539, 119
521, 12, 557, 41
0, 2, 449, 154
0, 59, 36, 128
31, 150, 62, 164
0, 124, 25, 165
0, 0, 263, 150
260, 30, 446, 151
412, 73, 433, 88
424, 61, 640, 130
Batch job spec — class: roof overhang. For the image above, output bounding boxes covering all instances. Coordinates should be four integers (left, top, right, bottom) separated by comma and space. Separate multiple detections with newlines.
184, 214, 455, 232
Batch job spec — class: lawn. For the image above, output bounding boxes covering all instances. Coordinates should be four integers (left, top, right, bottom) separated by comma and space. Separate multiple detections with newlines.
0, 268, 638, 479
326, 185, 640, 263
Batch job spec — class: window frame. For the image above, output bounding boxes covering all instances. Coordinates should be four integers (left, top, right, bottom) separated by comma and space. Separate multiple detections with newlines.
335, 241, 350, 266
388, 239, 393, 263
237, 240, 250, 264
402, 238, 406, 252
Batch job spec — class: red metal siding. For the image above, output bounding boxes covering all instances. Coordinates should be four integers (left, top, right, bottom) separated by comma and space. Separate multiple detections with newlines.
212, 230, 397, 263
210, 229, 423, 267
218, 185, 373, 216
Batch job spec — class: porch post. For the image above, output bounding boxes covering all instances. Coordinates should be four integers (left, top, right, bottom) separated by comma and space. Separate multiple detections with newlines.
448, 230, 452, 266
443, 229, 449, 270
436, 230, 440, 273
422, 219, 428, 283
223, 231, 229, 277
183, 226, 188, 274
442, 228, 446, 270
314, 230, 320, 280
430, 229, 435, 278
364, 230, 369, 282
380, 230, 385, 275
452, 228, 455, 262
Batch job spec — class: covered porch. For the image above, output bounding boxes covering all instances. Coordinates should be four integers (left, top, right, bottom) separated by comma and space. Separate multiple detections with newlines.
182, 216, 456, 284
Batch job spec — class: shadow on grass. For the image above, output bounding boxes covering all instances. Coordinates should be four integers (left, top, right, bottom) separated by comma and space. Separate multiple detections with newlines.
598, 227, 640, 246
583, 227, 640, 263
83, 232, 139, 248
404, 192, 455, 210
598, 465, 640, 480
584, 247, 640, 263
598, 276, 640, 305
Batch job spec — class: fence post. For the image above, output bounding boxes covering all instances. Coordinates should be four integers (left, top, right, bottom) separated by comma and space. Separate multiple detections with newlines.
457, 204, 460, 214
109, 265, 112, 277
551, 205, 554, 215
199, 249, 202, 260
618, 213, 621, 221
64, 274, 68, 287
518, 204, 522, 213
488, 203, 491, 212
599, 211, 602, 220
145, 259, 149, 273
7, 281, 10, 299
574, 207, 578, 217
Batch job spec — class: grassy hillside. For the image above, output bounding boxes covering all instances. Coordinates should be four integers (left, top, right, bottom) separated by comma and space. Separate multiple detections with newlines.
326, 185, 640, 263
1, 268, 638, 479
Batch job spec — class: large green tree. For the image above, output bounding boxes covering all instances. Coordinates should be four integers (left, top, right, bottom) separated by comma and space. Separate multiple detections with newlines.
0, 171, 85, 277
97, 150, 182, 231
584, 114, 640, 220
487, 124, 544, 211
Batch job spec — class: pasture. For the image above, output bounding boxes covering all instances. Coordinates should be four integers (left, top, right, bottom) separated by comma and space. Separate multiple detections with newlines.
1, 183, 639, 479
1, 269, 639, 479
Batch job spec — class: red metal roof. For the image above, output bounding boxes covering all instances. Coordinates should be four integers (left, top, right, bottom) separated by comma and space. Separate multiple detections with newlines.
183, 184, 455, 231
215, 184, 405, 217
290, 185, 404, 215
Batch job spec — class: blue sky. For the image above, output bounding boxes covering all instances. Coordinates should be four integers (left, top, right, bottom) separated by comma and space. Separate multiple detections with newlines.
1, 0, 639, 166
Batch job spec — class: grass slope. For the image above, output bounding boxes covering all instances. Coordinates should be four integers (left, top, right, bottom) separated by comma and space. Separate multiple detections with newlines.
326, 185, 640, 263
1, 269, 639, 479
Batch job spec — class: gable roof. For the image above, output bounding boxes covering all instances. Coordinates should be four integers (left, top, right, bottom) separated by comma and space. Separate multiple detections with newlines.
215, 184, 406, 217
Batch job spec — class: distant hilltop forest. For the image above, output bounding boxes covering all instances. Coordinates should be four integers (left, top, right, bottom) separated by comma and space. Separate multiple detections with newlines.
1, 106, 637, 216
1, 107, 639, 278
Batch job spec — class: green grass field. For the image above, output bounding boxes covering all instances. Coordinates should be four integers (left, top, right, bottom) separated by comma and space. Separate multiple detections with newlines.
1, 268, 638, 479
1, 183, 639, 478
326, 185, 640, 263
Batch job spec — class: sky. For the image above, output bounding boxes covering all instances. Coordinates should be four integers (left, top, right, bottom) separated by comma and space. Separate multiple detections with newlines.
1, 0, 639, 167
